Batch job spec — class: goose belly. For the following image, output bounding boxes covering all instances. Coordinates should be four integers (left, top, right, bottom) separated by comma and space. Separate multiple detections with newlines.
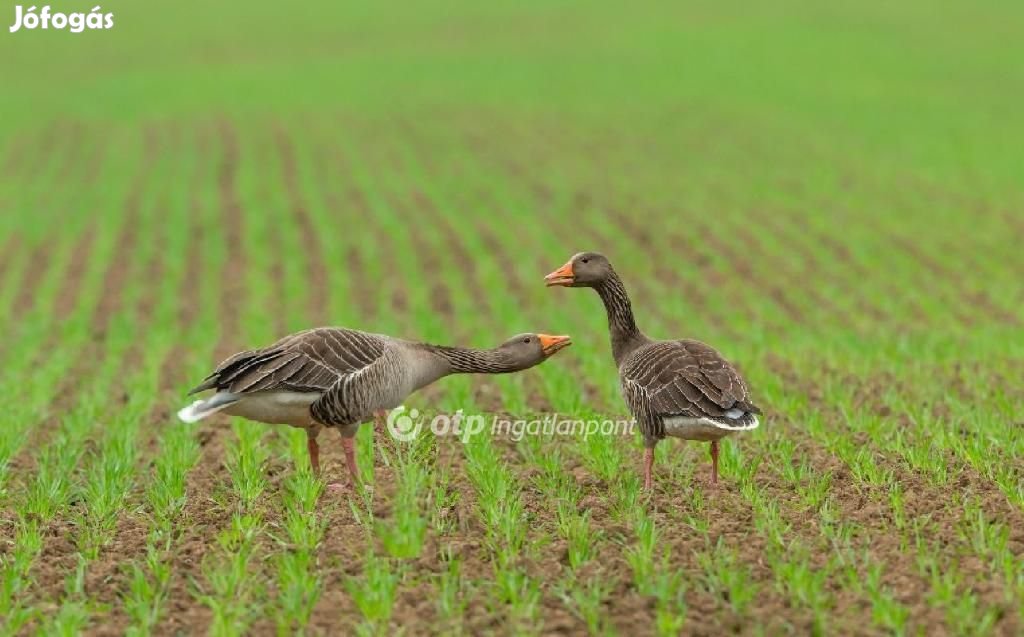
223, 391, 322, 427
662, 417, 737, 441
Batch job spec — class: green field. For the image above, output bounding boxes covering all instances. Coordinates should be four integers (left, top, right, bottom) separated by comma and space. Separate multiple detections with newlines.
1, 1, 1022, 634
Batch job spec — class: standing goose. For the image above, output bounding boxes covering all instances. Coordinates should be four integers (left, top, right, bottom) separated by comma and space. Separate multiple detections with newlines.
545, 252, 760, 489
179, 327, 572, 488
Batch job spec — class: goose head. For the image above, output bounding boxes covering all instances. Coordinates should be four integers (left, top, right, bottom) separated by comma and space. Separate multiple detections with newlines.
544, 252, 612, 288
496, 333, 572, 370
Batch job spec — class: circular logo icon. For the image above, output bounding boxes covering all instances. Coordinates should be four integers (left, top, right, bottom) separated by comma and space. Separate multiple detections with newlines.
386, 406, 423, 442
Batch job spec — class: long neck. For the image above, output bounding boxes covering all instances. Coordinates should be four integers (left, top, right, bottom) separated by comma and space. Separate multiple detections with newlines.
595, 271, 645, 364
424, 345, 517, 375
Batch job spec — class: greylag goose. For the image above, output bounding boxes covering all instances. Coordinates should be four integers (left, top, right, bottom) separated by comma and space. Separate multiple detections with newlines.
179, 327, 572, 488
545, 252, 760, 489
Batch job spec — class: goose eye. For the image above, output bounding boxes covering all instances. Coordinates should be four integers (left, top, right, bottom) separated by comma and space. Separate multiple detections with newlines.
522, 337, 531, 344
581, 258, 589, 264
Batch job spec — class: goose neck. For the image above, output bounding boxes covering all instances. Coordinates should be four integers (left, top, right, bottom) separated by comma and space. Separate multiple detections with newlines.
595, 272, 645, 363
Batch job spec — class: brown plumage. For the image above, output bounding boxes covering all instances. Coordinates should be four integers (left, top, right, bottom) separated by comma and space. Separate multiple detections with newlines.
179, 327, 572, 489
188, 328, 386, 396
546, 252, 761, 489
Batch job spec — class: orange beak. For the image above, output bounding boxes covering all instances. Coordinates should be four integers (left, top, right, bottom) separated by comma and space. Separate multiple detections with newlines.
544, 261, 575, 287
537, 334, 572, 356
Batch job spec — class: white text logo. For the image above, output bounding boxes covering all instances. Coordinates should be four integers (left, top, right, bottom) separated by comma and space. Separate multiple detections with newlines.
384, 407, 636, 444
9, 5, 114, 33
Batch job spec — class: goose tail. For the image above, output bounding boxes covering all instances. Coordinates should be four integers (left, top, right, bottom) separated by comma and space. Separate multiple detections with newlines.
177, 393, 239, 423
717, 408, 759, 430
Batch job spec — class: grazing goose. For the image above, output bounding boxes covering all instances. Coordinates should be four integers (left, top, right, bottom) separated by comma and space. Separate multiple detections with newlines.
179, 327, 572, 488
545, 252, 760, 489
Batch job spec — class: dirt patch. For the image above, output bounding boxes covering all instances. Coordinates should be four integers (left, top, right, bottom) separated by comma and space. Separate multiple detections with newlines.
934, 237, 1019, 326
314, 153, 376, 320
767, 355, 1024, 633
792, 212, 926, 325
154, 122, 212, 430
10, 240, 53, 321
606, 206, 745, 340
305, 431, 403, 633
889, 236, 980, 328
500, 432, 804, 634
733, 209, 848, 327
52, 226, 97, 319
246, 134, 289, 338
409, 188, 482, 317
214, 120, 247, 360
398, 120, 492, 318
53, 121, 86, 183
442, 180, 607, 411
23, 121, 63, 180
177, 132, 210, 330
787, 144, 1013, 331
308, 134, 393, 321
702, 221, 806, 328
82, 133, 108, 186
400, 186, 512, 406
154, 419, 228, 635
18, 127, 165, 618
89, 126, 157, 334
276, 126, 330, 326
649, 476, 808, 635
0, 232, 21, 284
471, 215, 560, 411
82, 130, 228, 635
408, 218, 455, 318
400, 126, 555, 411
1, 131, 30, 177
6, 126, 158, 479
133, 221, 166, 332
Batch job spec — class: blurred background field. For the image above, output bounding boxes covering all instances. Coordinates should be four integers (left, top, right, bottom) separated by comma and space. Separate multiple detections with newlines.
0, 1, 1022, 634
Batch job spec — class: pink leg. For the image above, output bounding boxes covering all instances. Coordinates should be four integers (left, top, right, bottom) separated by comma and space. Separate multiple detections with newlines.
327, 435, 361, 491
710, 440, 719, 484
307, 434, 321, 476
342, 436, 360, 485
643, 447, 655, 490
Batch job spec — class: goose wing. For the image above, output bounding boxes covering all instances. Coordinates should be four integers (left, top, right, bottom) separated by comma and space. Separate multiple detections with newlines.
620, 339, 760, 437
310, 347, 403, 427
188, 328, 388, 395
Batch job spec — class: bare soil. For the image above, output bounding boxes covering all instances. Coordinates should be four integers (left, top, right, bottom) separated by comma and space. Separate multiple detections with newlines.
276, 126, 331, 326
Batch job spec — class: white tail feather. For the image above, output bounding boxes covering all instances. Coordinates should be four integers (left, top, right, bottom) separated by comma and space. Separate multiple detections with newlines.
712, 414, 759, 431
663, 414, 760, 440
177, 395, 236, 423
